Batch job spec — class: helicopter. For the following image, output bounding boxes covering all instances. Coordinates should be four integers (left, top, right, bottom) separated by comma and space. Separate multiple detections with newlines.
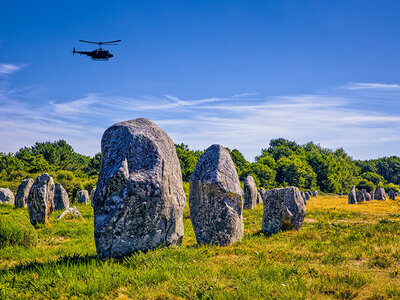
72, 40, 121, 61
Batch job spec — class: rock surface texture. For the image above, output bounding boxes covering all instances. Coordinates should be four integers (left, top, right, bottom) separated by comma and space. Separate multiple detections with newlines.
189, 144, 244, 246
0, 188, 15, 205
370, 190, 375, 200
262, 186, 306, 234
375, 187, 386, 201
348, 186, 357, 204
388, 190, 395, 200
77, 190, 89, 204
27, 174, 55, 226
312, 191, 318, 197
54, 183, 69, 210
15, 179, 33, 208
93, 118, 186, 258
305, 192, 311, 201
243, 175, 257, 209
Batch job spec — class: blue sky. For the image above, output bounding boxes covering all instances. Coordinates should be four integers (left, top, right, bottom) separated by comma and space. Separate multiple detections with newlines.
1, 1, 400, 161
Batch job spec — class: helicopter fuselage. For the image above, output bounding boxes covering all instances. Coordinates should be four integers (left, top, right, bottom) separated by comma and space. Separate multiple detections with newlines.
73, 48, 114, 61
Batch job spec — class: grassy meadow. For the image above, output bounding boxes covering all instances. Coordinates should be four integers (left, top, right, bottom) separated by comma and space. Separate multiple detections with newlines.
1, 195, 400, 299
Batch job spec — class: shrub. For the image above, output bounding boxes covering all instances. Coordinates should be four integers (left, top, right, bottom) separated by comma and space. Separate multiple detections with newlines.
0, 214, 38, 248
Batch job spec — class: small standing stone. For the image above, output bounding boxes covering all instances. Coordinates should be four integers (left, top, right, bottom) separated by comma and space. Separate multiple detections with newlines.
370, 190, 375, 200
0, 188, 15, 205
375, 187, 386, 201
243, 175, 257, 209
262, 186, 306, 234
54, 183, 69, 210
312, 190, 318, 197
305, 192, 311, 201
190, 144, 244, 246
27, 174, 55, 226
57, 206, 82, 220
76, 190, 89, 204
15, 179, 34, 208
356, 190, 365, 203
348, 186, 357, 204
388, 190, 395, 200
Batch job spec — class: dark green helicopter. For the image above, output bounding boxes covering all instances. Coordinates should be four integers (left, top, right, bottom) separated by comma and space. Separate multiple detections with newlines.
73, 40, 121, 61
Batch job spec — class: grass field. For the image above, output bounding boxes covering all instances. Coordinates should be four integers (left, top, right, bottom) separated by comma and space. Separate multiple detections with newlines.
1, 195, 400, 299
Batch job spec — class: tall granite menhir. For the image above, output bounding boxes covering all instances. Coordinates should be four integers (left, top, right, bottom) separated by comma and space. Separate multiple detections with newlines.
243, 175, 257, 209
93, 118, 186, 258
15, 178, 33, 208
27, 174, 55, 226
189, 144, 244, 246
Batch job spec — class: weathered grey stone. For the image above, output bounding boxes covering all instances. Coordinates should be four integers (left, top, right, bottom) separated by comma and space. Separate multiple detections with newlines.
257, 192, 263, 204
361, 189, 371, 202
370, 190, 375, 200
305, 192, 311, 201
190, 144, 244, 246
93, 118, 186, 258
15, 179, 33, 208
300, 191, 307, 205
27, 174, 55, 226
395, 192, 398, 197
244, 176, 257, 209
54, 183, 69, 210
375, 187, 386, 200
348, 186, 357, 204
262, 187, 306, 234
365, 192, 372, 201
57, 206, 82, 220
312, 190, 318, 197
77, 190, 89, 204
0, 188, 15, 205
388, 190, 395, 200
356, 190, 365, 203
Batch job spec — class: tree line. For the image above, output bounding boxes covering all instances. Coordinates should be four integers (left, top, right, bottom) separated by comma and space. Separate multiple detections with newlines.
1, 139, 399, 200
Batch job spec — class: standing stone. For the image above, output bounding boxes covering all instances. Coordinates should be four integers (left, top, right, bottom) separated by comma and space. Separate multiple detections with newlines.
312, 190, 318, 197
388, 190, 395, 200
365, 192, 372, 201
395, 192, 398, 197
262, 186, 306, 234
348, 186, 357, 204
370, 190, 375, 200
244, 176, 257, 209
0, 188, 15, 205
93, 118, 186, 258
305, 192, 311, 201
27, 174, 55, 226
15, 179, 34, 208
301, 191, 307, 205
375, 187, 386, 200
356, 190, 365, 203
54, 183, 69, 210
257, 192, 263, 205
77, 190, 89, 204
361, 189, 371, 202
190, 144, 244, 246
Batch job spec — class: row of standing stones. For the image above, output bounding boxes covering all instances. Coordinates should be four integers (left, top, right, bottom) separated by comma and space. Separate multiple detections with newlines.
91, 118, 310, 258
348, 186, 398, 204
0, 176, 95, 225
0, 118, 317, 258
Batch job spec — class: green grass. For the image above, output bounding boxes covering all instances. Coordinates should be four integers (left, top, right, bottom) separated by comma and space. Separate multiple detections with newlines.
0, 196, 400, 299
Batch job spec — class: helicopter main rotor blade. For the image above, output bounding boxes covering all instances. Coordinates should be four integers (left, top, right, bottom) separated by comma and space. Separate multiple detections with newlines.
79, 40, 100, 44
102, 40, 122, 44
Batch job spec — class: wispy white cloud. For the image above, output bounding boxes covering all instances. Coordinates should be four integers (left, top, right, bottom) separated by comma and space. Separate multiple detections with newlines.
2, 82, 400, 160
0, 63, 24, 75
341, 82, 400, 90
